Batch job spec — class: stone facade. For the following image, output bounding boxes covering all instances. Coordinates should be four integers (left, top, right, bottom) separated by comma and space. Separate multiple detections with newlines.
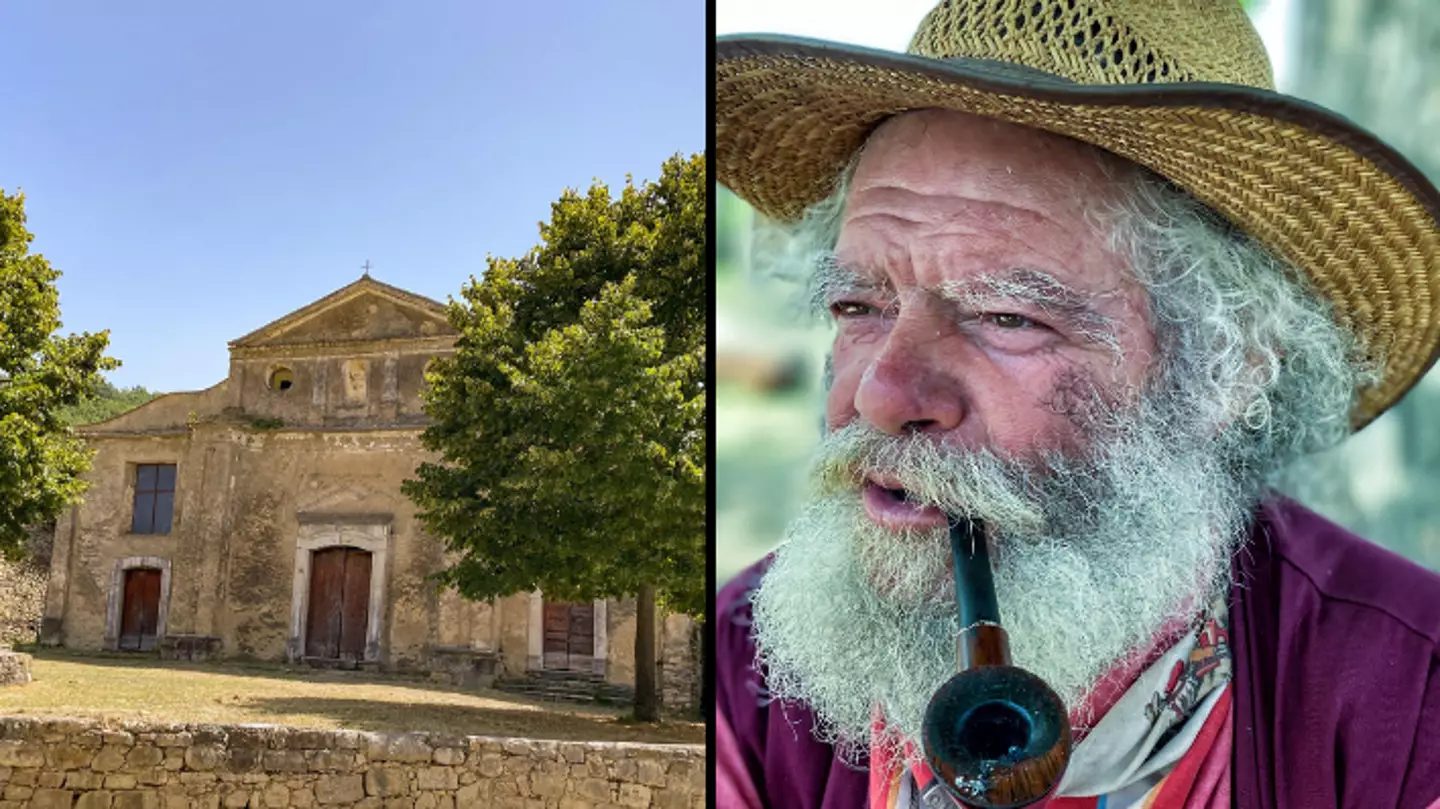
0, 716, 704, 809
37, 277, 696, 706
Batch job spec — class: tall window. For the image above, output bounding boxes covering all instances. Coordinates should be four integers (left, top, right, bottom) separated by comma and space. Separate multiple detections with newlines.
131, 464, 176, 534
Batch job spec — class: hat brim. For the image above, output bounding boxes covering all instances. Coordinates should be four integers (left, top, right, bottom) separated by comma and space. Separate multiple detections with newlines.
716, 34, 1440, 430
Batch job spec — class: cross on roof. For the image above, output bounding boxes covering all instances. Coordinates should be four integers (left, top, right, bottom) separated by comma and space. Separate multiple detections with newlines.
361, 260, 373, 277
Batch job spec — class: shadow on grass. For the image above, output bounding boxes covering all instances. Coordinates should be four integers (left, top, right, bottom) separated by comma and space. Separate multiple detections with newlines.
239, 696, 703, 744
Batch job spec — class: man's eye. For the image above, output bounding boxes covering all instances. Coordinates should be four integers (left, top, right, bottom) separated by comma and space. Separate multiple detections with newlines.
830, 301, 875, 318
988, 313, 1037, 329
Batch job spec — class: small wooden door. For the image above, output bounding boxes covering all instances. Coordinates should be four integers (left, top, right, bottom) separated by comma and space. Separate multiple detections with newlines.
305, 547, 372, 661
543, 601, 594, 669
119, 568, 161, 651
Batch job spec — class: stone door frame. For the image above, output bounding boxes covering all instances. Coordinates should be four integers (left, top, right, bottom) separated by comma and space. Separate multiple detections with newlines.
104, 556, 171, 651
287, 520, 391, 664
526, 592, 606, 675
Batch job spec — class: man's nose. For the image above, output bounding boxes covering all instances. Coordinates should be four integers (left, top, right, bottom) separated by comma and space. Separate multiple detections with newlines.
853, 314, 965, 436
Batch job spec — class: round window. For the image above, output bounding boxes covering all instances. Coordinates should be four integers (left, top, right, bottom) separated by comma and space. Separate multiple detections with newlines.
268, 367, 295, 392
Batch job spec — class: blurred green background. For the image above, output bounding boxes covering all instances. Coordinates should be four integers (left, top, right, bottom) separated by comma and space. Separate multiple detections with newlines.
716, 0, 1440, 588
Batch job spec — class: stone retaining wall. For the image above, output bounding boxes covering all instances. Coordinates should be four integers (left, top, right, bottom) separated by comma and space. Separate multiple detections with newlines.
0, 717, 704, 809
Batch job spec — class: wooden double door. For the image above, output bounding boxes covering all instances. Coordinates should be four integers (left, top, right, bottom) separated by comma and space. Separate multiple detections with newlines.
543, 601, 595, 670
305, 546, 372, 661
119, 568, 162, 651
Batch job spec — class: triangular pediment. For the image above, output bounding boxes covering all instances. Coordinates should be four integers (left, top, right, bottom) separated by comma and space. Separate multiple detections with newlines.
230, 276, 456, 349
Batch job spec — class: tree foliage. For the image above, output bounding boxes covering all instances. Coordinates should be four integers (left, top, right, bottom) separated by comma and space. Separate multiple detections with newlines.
57, 379, 159, 426
0, 191, 118, 557
403, 153, 706, 621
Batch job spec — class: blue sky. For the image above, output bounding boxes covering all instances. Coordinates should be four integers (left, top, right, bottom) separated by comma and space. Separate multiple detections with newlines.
3, 0, 704, 392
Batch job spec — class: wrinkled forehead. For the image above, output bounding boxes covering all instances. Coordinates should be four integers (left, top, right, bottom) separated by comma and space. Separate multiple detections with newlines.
845, 109, 1140, 231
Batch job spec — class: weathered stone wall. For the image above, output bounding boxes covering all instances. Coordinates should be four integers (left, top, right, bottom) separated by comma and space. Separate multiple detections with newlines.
0, 717, 704, 809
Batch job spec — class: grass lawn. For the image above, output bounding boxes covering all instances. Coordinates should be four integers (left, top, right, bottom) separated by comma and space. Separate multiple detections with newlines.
0, 650, 703, 745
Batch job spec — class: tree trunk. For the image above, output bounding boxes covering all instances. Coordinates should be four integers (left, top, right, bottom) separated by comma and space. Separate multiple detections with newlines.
634, 583, 659, 721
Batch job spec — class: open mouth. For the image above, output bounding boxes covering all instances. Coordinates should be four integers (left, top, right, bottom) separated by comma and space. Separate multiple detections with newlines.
861, 476, 949, 530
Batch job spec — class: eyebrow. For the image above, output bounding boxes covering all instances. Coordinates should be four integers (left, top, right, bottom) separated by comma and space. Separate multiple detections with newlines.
810, 253, 1121, 352
807, 251, 892, 316
939, 268, 1121, 350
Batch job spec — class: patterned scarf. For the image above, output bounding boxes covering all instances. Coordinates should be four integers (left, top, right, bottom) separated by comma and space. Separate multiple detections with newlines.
870, 592, 1233, 809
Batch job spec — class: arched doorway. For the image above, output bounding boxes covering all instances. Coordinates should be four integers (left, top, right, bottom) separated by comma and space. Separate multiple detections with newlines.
119, 568, 163, 651
304, 546, 372, 661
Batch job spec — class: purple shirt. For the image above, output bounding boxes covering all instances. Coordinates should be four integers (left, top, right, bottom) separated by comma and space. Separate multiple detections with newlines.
716, 497, 1440, 808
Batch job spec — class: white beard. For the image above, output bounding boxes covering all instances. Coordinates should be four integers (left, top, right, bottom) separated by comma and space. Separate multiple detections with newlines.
749, 405, 1250, 767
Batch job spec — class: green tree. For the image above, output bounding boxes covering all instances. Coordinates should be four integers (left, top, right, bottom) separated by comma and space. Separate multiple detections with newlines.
57, 379, 159, 426
0, 191, 118, 558
403, 154, 705, 721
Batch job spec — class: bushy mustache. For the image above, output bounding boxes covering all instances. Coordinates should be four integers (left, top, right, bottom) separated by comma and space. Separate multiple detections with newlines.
809, 421, 1101, 542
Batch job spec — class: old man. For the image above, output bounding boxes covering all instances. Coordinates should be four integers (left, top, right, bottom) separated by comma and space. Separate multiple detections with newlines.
715, 1, 1440, 807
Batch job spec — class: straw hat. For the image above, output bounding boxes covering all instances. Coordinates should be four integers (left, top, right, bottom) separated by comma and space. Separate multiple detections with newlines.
716, 0, 1440, 429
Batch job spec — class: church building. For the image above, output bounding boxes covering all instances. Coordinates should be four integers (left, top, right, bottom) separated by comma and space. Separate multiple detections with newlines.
37, 276, 698, 709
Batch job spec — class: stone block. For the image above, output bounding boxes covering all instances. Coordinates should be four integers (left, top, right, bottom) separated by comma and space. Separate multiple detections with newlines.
559, 745, 586, 765
259, 785, 288, 809
185, 747, 225, 772
75, 790, 114, 809
67, 771, 105, 790
535, 771, 570, 800
37, 771, 65, 788
556, 799, 593, 809
139, 768, 170, 786
330, 733, 364, 751
414, 768, 455, 792
160, 786, 188, 809
289, 788, 315, 808
191, 730, 227, 747
0, 765, 10, 784
383, 799, 413, 809
306, 751, 355, 773
575, 780, 615, 804
105, 774, 138, 790
48, 743, 94, 770
10, 769, 35, 787
367, 736, 432, 764
221, 788, 250, 809
617, 785, 651, 808
191, 795, 221, 809
32, 789, 76, 809
501, 757, 533, 778
651, 790, 688, 809
224, 748, 261, 773
453, 781, 486, 809
92, 745, 129, 772
610, 760, 637, 783
313, 775, 364, 805
128, 746, 165, 769
289, 733, 330, 751
430, 748, 463, 767
155, 733, 191, 748
636, 759, 666, 788
262, 751, 308, 774
179, 773, 218, 786
354, 799, 381, 809
364, 766, 409, 798
115, 791, 161, 809
0, 741, 44, 768
475, 754, 502, 779
99, 732, 135, 748
3, 787, 32, 801
164, 752, 186, 772
585, 755, 608, 779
